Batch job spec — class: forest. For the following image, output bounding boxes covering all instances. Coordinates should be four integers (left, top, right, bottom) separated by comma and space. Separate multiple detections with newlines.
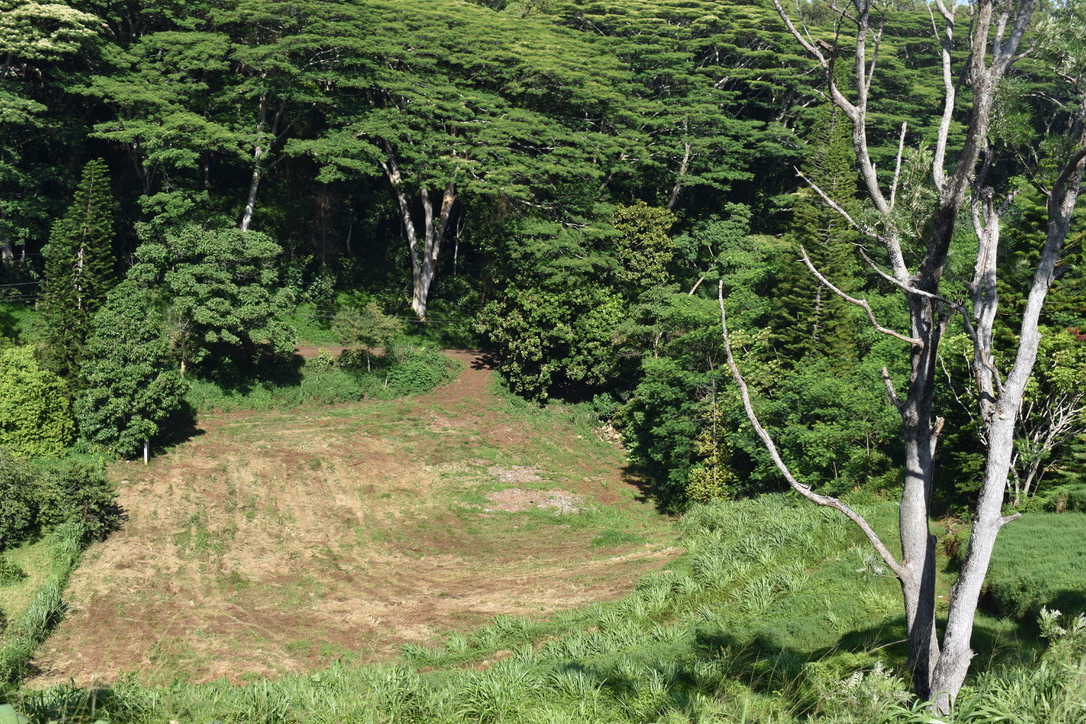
1, 0, 1086, 720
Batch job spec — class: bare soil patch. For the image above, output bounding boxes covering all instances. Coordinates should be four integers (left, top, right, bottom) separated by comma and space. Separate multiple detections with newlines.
28, 351, 677, 686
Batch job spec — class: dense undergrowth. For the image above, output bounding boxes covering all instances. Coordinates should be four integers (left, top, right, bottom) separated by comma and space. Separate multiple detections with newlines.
4, 496, 1084, 723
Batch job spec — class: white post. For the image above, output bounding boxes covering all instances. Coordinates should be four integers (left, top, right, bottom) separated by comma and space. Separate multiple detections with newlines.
143, 438, 150, 465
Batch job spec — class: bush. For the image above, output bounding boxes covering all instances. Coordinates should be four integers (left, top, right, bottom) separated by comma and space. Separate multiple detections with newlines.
31, 458, 120, 543
380, 347, 457, 398
0, 347, 74, 459
0, 555, 25, 586
0, 457, 36, 550
1034, 484, 1086, 513
0, 452, 119, 551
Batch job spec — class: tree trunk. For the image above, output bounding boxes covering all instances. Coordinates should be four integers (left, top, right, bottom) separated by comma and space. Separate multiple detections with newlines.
380, 145, 457, 321
767, 0, 1041, 709
240, 92, 273, 233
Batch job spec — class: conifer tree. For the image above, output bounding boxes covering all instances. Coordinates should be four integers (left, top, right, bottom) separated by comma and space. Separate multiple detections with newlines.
772, 99, 862, 365
39, 158, 117, 379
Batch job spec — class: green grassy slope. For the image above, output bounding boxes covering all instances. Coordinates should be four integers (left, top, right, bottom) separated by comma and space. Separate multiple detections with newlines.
8, 496, 1085, 723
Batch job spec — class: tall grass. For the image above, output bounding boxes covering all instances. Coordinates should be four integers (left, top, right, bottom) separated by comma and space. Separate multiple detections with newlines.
0, 522, 85, 683
6, 497, 1082, 722
984, 512, 1086, 619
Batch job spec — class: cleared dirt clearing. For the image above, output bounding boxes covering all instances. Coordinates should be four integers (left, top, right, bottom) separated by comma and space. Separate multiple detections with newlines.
28, 351, 677, 685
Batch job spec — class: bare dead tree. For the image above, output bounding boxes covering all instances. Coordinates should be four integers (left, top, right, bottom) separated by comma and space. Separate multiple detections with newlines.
721, 0, 1086, 711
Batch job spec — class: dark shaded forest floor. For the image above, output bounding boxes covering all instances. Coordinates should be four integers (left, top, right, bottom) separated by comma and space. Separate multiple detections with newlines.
26, 351, 678, 686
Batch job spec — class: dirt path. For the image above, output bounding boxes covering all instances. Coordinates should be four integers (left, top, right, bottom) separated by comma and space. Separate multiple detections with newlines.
28, 351, 677, 686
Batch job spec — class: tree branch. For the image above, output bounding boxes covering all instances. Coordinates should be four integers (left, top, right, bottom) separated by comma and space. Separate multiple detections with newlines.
890, 122, 907, 210
796, 171, 880, 239
799, 246, 921, 346
882, 367, 903, 411
718, 281, 905, 579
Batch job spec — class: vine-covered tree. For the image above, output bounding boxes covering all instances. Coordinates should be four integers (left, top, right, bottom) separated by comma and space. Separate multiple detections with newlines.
0, 346, 75, 458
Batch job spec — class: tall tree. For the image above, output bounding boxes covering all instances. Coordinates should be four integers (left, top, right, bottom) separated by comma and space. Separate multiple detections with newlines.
0, 0, 101, 261
296, 0, 632, 320
39, 158, 117, 378
772, 98, 863, 364
127, 224, 294, 376
719, 0, 1086, 710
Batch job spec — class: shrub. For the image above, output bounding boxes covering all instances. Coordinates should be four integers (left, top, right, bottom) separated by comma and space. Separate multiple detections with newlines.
1034, 484, 1086, 513
380, 347, 457, 398
0, 456, 36, 550
985, 512, 1086, 619
31, 458, 120, 543
0, 453, 119, 550
0, 347, 74, 459
0, 555, 25, 586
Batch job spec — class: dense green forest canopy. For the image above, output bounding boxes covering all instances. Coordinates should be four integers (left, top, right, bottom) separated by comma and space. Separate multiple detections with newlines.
0, 0, 1082, 513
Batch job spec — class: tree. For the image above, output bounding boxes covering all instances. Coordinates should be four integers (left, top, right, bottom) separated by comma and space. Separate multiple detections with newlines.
297, 0, 633, 320
772, 97, 863, 365
721, 0, 1086, 710
38, 157, 117, 378
611, 202, 677, 291
0, 0, 101, 258
1009, 325, 1086, 504
333, 301, 403, 371
75, 281, 187, 458
127, 225, 295, 376
82, 0, 356, 230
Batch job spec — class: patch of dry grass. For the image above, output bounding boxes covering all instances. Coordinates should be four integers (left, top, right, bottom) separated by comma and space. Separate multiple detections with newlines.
26, 354, 678, 686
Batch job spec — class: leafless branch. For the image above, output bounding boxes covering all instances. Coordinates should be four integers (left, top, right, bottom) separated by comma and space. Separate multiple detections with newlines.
882, 367, 903, 411
796, 170, 880, 241
890, 122, 907, 210
929, 0, 955, 190
718, 281, 905, 579
799, 246, 921, 346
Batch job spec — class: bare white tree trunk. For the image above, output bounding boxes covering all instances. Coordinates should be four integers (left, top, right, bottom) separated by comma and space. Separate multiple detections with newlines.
379, 145, 457, 321
762, 0, 1043, 708
240, 90, 286, 233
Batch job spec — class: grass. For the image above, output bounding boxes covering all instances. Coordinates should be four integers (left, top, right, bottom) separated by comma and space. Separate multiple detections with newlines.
6, 495, 1083, 723
185, 346, 460, 412
0, 542, 52, 630
985, 511, 1086, 619
284, 303, 339, 346
0, 523, 85, 683
18, 350, 677, 690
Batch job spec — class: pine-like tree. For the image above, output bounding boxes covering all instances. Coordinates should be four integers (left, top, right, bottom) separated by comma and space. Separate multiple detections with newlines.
772, 99, 862, 366
39, 158, 117, 379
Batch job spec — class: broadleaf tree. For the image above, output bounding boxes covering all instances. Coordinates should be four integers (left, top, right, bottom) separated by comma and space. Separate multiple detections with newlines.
75, 281, 187, 458
127, 225, 295, 376
295, 0, 632, 320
